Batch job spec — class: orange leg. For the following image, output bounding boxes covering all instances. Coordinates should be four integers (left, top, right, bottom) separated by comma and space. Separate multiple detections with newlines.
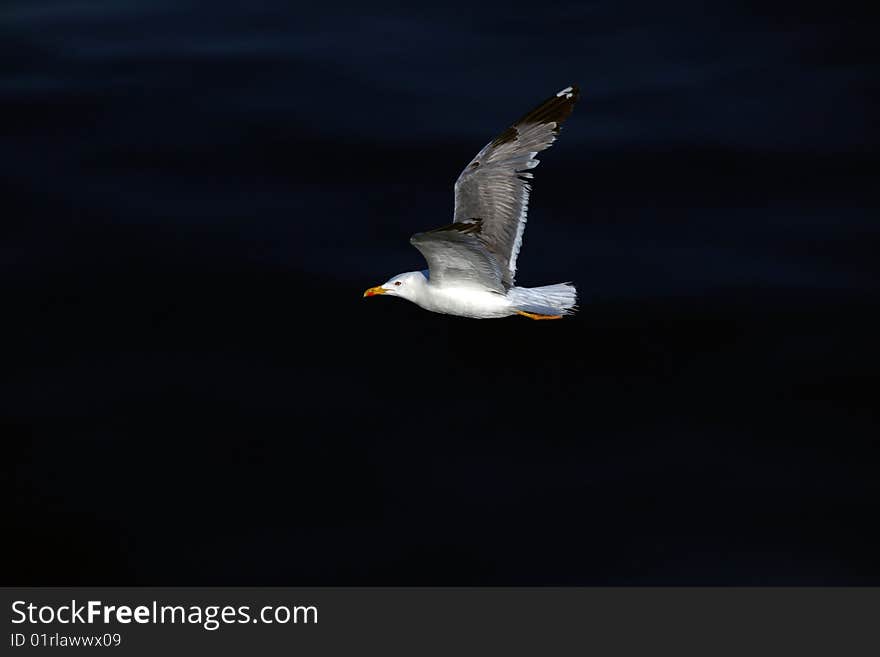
516, 311, 563, 320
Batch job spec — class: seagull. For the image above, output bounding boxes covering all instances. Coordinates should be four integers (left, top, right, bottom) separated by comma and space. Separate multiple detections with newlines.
364, 85, 580, 320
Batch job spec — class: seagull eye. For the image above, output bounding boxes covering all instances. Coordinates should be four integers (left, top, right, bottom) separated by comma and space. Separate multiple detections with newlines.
394, 281, 402, 286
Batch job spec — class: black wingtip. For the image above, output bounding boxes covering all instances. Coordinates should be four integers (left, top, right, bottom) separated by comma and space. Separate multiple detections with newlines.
529, 84, 579, 127
490, 84, 580, 147
410, 220, 484, 246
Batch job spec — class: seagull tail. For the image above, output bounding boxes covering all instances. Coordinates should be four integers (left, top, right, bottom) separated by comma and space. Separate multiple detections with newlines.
509, 283, 578, 316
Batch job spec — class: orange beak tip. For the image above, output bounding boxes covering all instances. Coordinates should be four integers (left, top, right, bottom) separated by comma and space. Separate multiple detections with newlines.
363, 286, 386, 298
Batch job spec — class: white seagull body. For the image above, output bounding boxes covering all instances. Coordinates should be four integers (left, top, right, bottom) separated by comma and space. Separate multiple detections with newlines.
364, 85, 580, 320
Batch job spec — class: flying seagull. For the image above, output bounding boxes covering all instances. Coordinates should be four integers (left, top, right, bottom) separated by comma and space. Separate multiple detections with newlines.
364, 85, 580, 320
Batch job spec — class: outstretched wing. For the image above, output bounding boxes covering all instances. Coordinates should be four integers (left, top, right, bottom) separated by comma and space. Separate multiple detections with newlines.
452, 85, 579, 286
410, 221, 506, 293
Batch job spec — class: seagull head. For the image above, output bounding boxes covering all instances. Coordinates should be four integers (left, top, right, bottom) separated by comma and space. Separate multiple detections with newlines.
363, 271, 426, 301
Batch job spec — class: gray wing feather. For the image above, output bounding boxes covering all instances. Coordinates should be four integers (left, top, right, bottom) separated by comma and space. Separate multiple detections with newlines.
453, 85, 579, 286
410, 223, 506, 293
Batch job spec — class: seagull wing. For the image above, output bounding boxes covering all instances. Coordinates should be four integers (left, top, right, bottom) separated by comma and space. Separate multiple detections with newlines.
452, 85, 579, 286
410, 221, 506, 293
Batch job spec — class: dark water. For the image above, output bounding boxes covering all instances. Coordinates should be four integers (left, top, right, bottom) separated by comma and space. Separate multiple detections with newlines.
3, 0, 878, 583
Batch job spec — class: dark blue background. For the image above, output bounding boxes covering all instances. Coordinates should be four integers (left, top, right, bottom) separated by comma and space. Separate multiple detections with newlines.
3, 0, 878, 583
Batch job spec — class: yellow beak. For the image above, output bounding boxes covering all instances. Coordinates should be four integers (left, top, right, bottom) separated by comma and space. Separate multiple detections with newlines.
363, 286, 386, 297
